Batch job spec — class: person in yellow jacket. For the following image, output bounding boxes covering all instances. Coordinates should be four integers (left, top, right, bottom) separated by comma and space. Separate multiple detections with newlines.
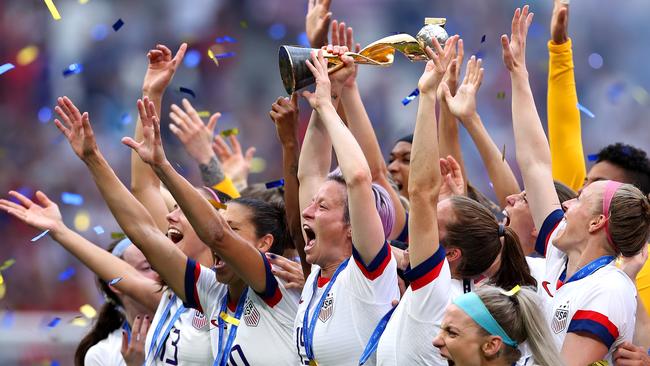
547, 0, 650, 335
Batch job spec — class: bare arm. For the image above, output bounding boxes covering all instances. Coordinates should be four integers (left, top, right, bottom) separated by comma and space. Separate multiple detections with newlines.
270, 93, 310, 279
0, 190, 161, 312
54, 96, 189, 303
502, 6, 560, 229
132, 44, 187, 232
561, 333, 608, 366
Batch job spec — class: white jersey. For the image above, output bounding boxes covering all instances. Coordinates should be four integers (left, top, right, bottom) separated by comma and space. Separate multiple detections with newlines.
184, 254, 300, 365
84, 328, 126, 366
295, 242, 399, 366
144, 289, 213, 366
535, 209, 637, 362
376, 245, 449, 366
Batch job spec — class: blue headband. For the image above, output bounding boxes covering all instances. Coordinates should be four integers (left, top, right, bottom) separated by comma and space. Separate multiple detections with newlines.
453, 292, 518, 347
111, 238, 132, 258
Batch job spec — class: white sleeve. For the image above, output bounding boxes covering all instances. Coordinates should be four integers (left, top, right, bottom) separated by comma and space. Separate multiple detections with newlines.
183, 258, 223, 314
403, 245, 450, 320
343, 241, 399, 303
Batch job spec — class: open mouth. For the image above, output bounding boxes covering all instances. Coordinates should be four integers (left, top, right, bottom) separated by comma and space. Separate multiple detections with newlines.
303, 224, 316, 252
214, 254, 227, 270
501, 209, 511, 226
167, 227, 184, 244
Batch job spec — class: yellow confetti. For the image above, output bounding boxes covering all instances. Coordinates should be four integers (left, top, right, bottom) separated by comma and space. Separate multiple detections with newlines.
0, 273, 5, 300
70, 316, 89, 326
43, 0, 62, 20
197, 111, 211, 118
79, 0, 89, 4
74, 210, 90, 232
220, 311, 240, 326
632, 86, 649, 105
16, 46, 39, 66
207, 49, 219, 66
0, 259, 16, 271
249, 157, 266, 174
220, 128, 239, 137
240, 21, 248, 29
80, 304, 97, 319
208, 199, 227, 210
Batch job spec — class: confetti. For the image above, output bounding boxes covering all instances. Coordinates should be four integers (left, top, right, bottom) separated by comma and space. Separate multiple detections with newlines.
112, 18, 124, 32
63, 63, 83, 77
121, 112, 132, 125
0, 273, 5, 300
93, 226, 104, 235
80, 304, 97, 318
0, 259, 16, 272
58, 267, 75, 282
50, 361, 60, 366
265, 179, 285, 189
111, 232, 126, 240
501, 144, 506, 162
250, 157, 266, 174
587, 153, 599, 162
268, 23, 287, 40
0, 63, 15, 76
79, 0, 89, 4
74, 210, 91, 231
214, 51, 236, 59
220, 128, 239, 137
1, 310, 15, 328
183, 49, 201, 68
44, 0, 62, 20
61, 192, 84, 206
108, 277, 123, 286
215, 36, 237, 43
576, 103, 595, 118
179, 87, 196, 98
481, 34, 486, 43
17, 46, 39, 66
401, 88, 420, 105
38, 107, 52, 123
31, 230, 50, 242
91, 24, 109, 41
47, 317, 61, 328
240, 20, 248, 29
208, 199, 227, 210
70, 316, 88, 326
632, 86, 649, 105
607, 82, 625, 103
197, 111, 211, 118
207, 49, 219, 66
297, 32, 310, 47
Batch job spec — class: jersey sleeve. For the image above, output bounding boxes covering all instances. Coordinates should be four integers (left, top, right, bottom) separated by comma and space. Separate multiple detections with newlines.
83, 347, 109, 366
548, 38, 586, 192
183, 258, 223, 314
567, 275, 636, 349
534, 209, 565, 256
252, 251, 285, 308
403, 245, 450, 319
346, 241, 399, 302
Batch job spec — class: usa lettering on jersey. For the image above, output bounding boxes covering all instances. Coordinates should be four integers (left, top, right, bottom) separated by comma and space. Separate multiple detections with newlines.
192, 309, 208, 330
552, 301, 570, 334
319, 293, 334, 323
244, 299, 261, 327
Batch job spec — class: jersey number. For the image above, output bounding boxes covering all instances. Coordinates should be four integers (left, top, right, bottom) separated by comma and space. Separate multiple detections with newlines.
227, 344, 250, 366
295, 327, 309, 365
159, 327, 181, 365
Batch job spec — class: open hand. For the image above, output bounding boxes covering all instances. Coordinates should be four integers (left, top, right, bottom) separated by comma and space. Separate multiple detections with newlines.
212, 133, 256, 188
442, 56, 484, 122
169, 98, 220, 165
302, 49, 346, 110
417, 35, 459, 94
329, 20, 361, 87
54, 96, 98, 160
439, 155, 465, 201
121, 315, 151, 366
266, 253, 305, 290
142, 44, 187, 96
550, 0, 569, 45
270, 93, 300, 147
121, 97, 167, 167
306, 0, 333, 48
501, 6, 534, 73
0, 190, 65, 233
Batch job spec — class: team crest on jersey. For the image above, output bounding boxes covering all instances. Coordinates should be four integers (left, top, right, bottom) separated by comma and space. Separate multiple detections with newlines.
551, 301, 570, 334
192, 309, 208, 330
319, 293, 334, 323
244, 299, 261, 327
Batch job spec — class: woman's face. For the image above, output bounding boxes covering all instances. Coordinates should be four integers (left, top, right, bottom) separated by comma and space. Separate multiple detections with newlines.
301, 180, 350, 266
433, 304, 491, 366
502, 191, 536, 255
121, 245, 160, 283
554, 181, 603, 251
387, 141, 411, 198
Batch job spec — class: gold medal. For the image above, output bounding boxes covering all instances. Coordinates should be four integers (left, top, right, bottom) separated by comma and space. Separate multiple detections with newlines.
309, 360, 318, 366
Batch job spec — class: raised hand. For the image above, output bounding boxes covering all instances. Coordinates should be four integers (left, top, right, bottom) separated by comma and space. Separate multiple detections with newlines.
620, 244, 649, 281
54, 96, 98, 160
212, 133, 256, 187
417, 35, 459, 94
442, 56, 484, 121
322, 44, 356, 92
613, 341, 650, 366
122, 97, 167, 167
270, 93, 300, 146
266, 253, 305, 290
302, 49, 352, 110
169, 98, 220, 165
0, 190, 64, 233
437, 38, 464, 99
121, 315, 150, 366
550, 0, 569, 45
142, 44, 187, 96
306, 0, 333, 48
329, 19, 361, 87
438, 155, 465, 201
501, 6, 534, 73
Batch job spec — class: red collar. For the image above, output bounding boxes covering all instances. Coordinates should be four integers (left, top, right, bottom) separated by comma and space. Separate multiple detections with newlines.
317, 276, 331, 288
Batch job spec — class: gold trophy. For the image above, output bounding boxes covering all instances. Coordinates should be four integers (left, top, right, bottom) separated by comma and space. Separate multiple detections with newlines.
279, 18, 448, 94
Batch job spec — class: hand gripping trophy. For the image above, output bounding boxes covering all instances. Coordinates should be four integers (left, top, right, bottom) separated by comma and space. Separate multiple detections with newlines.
278, 18, 449, 94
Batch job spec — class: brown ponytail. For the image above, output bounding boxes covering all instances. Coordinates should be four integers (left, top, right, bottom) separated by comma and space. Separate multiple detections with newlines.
491, 226, 537, 289
607, 184, 650, 257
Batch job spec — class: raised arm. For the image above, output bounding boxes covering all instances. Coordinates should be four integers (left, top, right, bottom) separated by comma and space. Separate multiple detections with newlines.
548, 0, 586, 192
125, 96, 271, 294
132, 44, 187, 232
442, 56, 521, 208
0, 190, 161, 312
270, 93, 310, 279
330, 21, 407, 241
408, 37, 458, 267
305, 0, 332, 48
54, 96, 189, 303
502, 6, 561, 229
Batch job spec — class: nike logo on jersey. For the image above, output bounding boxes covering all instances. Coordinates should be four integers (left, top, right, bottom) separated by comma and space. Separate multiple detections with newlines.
541, 281, 554, 297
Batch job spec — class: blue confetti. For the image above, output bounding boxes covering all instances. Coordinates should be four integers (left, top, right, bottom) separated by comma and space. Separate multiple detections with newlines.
576, 103, 595, 118
297, 32, 310, 47
265, 179, 285, 189
179, 87, 196, 98
93, 226, 104, 235
474, 50, 486, 59
214, 51, 236, 59
63, 63, 83, 77
268, 23, 287, 40
47, 317, 61, 328
1, 311, 15, 328
587, 154, 599, 162
58, 267, 75, 281
216, 36, 237, 43
607, 82, 625, 104
481, 34, 486, 43
31, 229, 50, 242
51, 361, 60, 366
183, 50, 201, 68
108, 277, 123, 286
121, 112, 132, 125
38, 107, 52, 123
91, 24, 109, 41
61, 192, 84, 206
401, 88, 420, 105
0, 63, 15, 76
112, 18, 124, 32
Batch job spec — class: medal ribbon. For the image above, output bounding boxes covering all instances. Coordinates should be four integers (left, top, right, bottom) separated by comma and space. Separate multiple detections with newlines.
215, 287, 249, 366
146, 295, 186, 365
560, 255, 615, 284
358, 306, 396, 365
